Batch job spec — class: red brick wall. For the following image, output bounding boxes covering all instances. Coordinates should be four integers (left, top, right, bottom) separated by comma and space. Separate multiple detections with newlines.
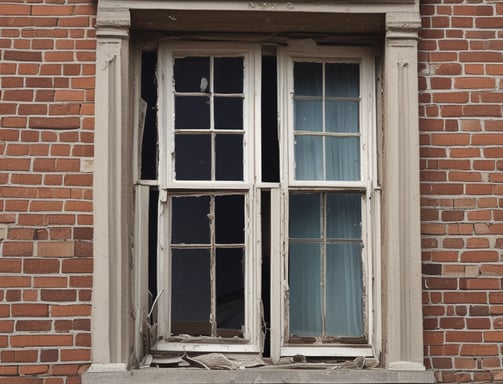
419, 1, 503, 382
0, 1, 96, 383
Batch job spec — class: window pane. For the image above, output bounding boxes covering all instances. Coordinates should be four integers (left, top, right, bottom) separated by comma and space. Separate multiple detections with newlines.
216, 134, 243, 181
171, 195, 210, 244
215, 97, 243, 130
326, 243, 363, 337
294, 135, 323, 180
216, 248, 245, 333
175, 96, 210, 130
174, 57, 210, 93
214, 57, 243, 94
294, 100, 322, 132
326, 193, 361, 239
175, 134, 211, 180
326, 136, 360, 181
215, 195, 245, 244
171, 249, 211, 336
289, 242, 322, 336
326, 101, 359, 133
294, 62, 322, 96
289, 193, 320, 238
326, 63, 359, 97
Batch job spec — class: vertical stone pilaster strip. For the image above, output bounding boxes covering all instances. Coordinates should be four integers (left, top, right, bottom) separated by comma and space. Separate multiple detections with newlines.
383, 12, 425, 370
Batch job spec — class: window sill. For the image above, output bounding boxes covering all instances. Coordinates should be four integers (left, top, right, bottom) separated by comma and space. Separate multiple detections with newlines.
83, 366, 435, 384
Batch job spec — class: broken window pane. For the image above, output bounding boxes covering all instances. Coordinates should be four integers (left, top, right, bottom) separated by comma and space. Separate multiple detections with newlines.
214, 57, 243, 94
175, 134, 211, 180
216, 247, 245, 335
171, 248, 211, 336
171, 195, 210, 244
175, 96, 210, 130
216, 134, 243, 181
215, 194, 244, 244
174, 57, 210, 93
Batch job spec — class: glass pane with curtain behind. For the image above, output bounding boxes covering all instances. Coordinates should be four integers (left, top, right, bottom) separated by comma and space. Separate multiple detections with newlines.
294, 135, 323, 180
325, 101, 359, 133
326, 136, 360, 181
289, 193, 320, 238
326, 243, 363, 337
326, 63, 359, 98
289, 242, 322, 336
326, 193, 361, 239
294, 100, 322, 132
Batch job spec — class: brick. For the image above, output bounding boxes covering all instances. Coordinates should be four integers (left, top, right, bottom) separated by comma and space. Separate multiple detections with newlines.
11, 334, 73, 347
29, 117, 80, 130
15, 320, 52, 331
11, 304, 48, 317
38, 241, 75, 257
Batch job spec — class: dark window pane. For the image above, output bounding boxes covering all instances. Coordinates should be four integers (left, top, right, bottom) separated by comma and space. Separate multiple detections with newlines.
175, 96, 210, 130
214, 57, 243, 94
289, 242, 322, 336
326, 63, 359, 97
215, 97, 243, 130
215, 134, 243, 180
175, 134, 211, 180
294, 62, 322, 96
216, 248, 245, 333
174, 57, 210, 93
326, 243, 363, 337
171, 249, 211, 336
289, 193, 320, 239
261, 55, 279, 183
215, 194, 245, 244
171, 195, 210, 244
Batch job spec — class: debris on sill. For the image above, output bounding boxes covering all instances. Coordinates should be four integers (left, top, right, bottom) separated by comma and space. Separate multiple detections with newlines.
148, 353, 379, 371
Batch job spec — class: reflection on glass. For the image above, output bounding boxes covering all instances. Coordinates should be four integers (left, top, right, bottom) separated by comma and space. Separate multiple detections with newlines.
289, 242, 322, 336
216, 134, 243, 181
294, 135, 323, 180
214, 57, 244, 94
172, 196, 210, 244
215, 97, 243, 130
175, 96, 210, 130
326, 243, 362, 336
294, 100, 322, 132
326, 136, 360, 181
216, 248, 244, 332
174, 57, 210, 93
175, 134, 211, 180
171, 249, 211, 336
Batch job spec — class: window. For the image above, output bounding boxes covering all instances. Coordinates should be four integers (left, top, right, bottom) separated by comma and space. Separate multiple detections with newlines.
89, 4, 428, 380
149, 43, 376, 358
